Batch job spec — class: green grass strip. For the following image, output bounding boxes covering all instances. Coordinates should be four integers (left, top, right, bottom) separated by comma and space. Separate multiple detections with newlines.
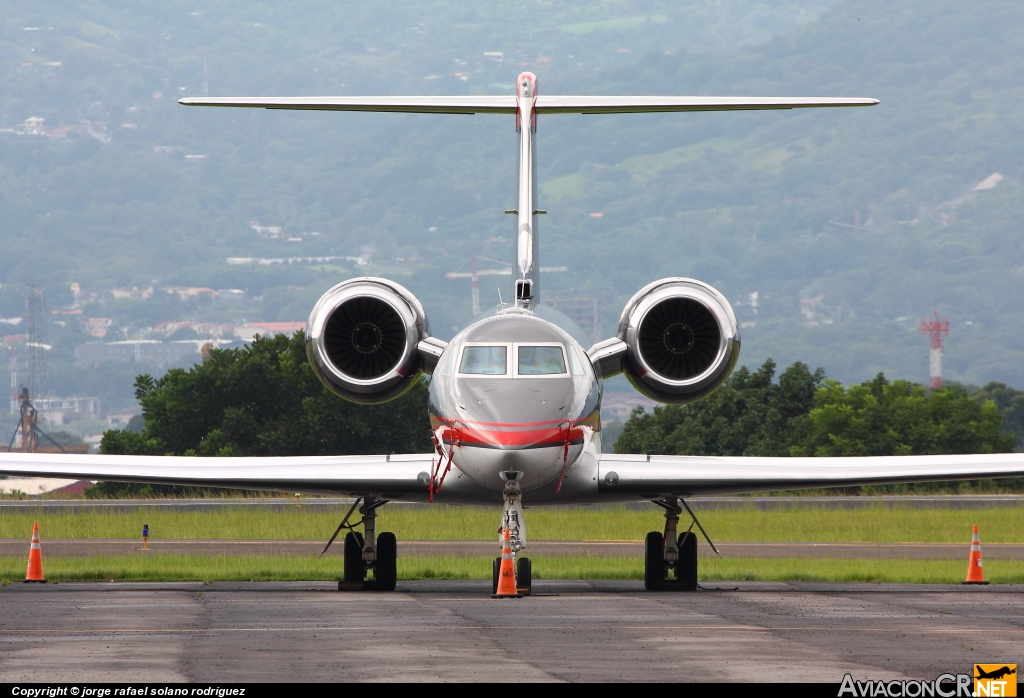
3, 555, 1024, 585
1, 504, 1023, 543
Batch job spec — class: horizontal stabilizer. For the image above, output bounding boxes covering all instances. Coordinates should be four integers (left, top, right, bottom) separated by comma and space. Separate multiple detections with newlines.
535, 95, 879, 114
179, 95, 878, 114
178, 96, 518, 114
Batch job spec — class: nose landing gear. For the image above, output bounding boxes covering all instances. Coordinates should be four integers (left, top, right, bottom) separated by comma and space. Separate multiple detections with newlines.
322, 497, 397, 591
644, 497, 717, 591
491, 471, 532, 596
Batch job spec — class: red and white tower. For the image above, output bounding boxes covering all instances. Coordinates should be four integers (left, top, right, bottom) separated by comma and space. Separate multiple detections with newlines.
918, 310, 950, 389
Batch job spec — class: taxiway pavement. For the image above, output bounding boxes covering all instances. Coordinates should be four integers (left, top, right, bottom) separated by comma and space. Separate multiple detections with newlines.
1, 581, 1020, 682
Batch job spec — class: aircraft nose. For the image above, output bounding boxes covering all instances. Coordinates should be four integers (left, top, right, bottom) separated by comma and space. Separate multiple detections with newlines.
446, 377, 577, 490
455, 378, 573, 445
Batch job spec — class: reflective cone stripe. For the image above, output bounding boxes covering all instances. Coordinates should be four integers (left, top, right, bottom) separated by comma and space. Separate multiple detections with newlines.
963, 524, 988, 585
24, 522, 46, 583
493, 528, 520, 597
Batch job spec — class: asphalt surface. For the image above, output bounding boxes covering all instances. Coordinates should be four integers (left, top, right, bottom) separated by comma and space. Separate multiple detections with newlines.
1, 581, 1021, 682
2, 494, 1022, 512
2, 539, 1022, 559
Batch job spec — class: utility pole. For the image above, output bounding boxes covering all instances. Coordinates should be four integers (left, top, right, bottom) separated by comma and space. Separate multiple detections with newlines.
17, 387, 37, 453
918, 309, 950, 389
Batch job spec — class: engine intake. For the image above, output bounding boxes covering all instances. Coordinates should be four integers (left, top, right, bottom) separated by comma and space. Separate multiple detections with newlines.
618, 278, 739, 404
307, 278, 430, 404
325, 296, 407, 379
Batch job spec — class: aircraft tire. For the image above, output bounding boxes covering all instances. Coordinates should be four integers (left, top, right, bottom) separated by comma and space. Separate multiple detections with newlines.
492, 557, 501, 594
375, 532, 398, 591
644, 531, 665, 591
676, 531, 698, 591
517, 557, 532, 595
343, 531, 365, 583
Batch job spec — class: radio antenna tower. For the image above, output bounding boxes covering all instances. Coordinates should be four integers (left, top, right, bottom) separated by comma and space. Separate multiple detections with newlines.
26, 283, 48, 399
918, 307, 949, 389
8, 345, 17, 414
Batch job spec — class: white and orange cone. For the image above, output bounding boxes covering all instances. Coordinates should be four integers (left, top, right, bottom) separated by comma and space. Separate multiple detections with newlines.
963, 524, 989, 585
24, 522, 46, 583
492, 527, 522, 598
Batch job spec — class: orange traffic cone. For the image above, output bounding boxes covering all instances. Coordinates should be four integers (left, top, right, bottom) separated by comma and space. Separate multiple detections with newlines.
24, 522, 46, 583
963, 524, 989, 585
492, 528, 522, 598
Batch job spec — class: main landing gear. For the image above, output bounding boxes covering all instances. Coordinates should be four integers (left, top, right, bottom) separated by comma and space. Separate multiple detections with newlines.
644, 497, 718, 591
491, 471, 532, 596
321, 497, 397, 591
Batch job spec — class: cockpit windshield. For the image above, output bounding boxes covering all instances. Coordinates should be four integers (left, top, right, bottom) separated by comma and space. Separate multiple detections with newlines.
517, 346, 567, 375
459, 345, 508, 375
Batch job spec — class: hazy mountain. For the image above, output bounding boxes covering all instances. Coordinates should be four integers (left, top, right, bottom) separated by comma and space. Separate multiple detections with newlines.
1, 0, 1022, 415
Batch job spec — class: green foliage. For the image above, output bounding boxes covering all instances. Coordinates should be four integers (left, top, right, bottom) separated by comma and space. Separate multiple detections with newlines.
618, 360, 1021, 492
970, 382, 1024, 449
616, 359, 824, 456
793, 375, 1014, 457
44, 430, 86, 447
91, 331, 432, 496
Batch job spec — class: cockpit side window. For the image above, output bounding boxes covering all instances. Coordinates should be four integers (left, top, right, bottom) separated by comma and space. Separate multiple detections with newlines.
567, 345, 585, 376
517, 345, 567, 375
438, 343, 459, 376
459, 345, 508, 375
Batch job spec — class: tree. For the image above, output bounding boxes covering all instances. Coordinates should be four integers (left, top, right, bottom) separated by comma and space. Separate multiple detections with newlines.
970, 382, 1024, 449
91, 332, 432, 497
616, 361, 1020, 493
791, 375, 1014, 457
615, 360, 825, 457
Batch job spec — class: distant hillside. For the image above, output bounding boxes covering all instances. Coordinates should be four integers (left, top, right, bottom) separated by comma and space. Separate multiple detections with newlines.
538, 0, 1024, 386
1, 0, 1023, 411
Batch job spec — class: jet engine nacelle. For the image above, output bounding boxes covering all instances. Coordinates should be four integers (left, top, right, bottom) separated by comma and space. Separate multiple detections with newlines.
616, 278, 740, 404
306, 277, 437, 404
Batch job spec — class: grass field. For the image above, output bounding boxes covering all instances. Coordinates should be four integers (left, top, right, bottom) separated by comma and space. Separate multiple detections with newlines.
1, 504, 1021, 543
1, 504, 1016, 583
2, 555, 1021, 585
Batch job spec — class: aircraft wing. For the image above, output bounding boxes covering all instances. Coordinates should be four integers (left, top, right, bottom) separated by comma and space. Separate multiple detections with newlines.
0, 452, 434, 497
178, 95, 877, 115
599, 453, 1024, 497
178, 96, 518, 114
536, 96, 879, 113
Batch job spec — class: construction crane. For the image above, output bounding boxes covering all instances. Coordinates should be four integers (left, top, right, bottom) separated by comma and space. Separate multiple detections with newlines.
918, 309, 950, 389
446, 255, 567, 315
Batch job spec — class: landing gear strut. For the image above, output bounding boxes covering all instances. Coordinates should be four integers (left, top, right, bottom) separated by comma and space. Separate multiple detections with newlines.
322, 497, 397, 591
644, 497, 714, 591
492, 472, 531, 595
